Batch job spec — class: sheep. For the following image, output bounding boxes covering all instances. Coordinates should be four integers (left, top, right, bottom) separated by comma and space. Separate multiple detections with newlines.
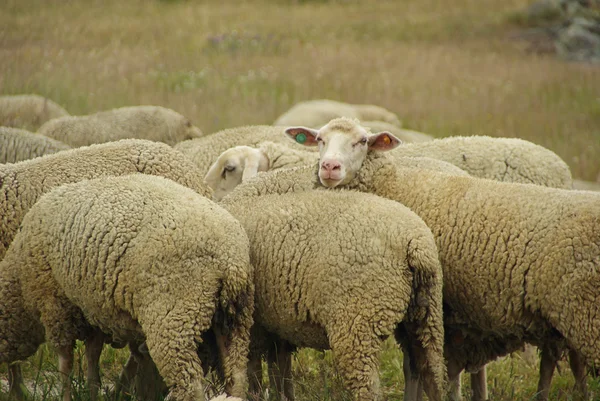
287, 117, 599, 401
174, 125, 318, 177
37, 105, 204, 147
0, 139, 211, 399
220, 179, 446, 401
3, 174, 254, 401
361, 121, 434, 143
391, 135, 572, 188
204, 141, 469, 201
273, 99, 402, 128
0, 94, 70, 131
1, 126, 70, 163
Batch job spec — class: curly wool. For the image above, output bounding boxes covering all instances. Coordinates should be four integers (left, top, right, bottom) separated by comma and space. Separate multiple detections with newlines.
8, 175, 254, 400
0, 138, 211, 260
391, 136, 572, 188
0, 126, 70, 163
0, 94, 70, 131
344, 154, 600, 369
273, 99, 402, 128
37, 105, 204, 147
222, 184, 446, 401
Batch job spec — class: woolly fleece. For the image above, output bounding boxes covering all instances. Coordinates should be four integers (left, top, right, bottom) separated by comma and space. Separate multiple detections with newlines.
8, 175, 254, 400
38, 105, 204, 147
0, 94, 70, 131
0, 126, 70, 164
221, 184, 446, 401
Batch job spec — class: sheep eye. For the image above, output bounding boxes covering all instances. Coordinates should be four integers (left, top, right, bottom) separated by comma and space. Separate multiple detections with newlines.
185, 120, 192, 128
353, 138, 367, 147
224, 165, 236, 172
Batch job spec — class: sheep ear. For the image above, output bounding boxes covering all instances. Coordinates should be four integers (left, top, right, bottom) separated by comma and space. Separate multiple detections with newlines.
284, 127, 319, 147
241, 150, 269, 182
368, 132, 402, 151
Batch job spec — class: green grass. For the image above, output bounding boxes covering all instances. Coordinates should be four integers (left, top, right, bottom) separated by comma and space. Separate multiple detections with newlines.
2, 339, 599, 400
1, 0, 600, 399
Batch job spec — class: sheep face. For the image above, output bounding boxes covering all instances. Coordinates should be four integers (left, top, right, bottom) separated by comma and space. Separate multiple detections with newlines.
205, 146, 269, 201
285, 117, 401, 188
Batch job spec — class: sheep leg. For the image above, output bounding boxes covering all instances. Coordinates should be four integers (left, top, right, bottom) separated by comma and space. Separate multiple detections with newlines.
266, 340, 295, 401
247, 350, 263, 401
446, 356, 464, 401
536, 343, 558, 401
470, 367, 488, 401
85, 329, 105, 401
113, 344, 141, 400
568, 349, 588, 400
214, 323, 250, 398
328, 322, 383, 401
141, 302, 208, 401
8, 364, 26, 400
57, 345, 74, 401
402, 349, 422, 401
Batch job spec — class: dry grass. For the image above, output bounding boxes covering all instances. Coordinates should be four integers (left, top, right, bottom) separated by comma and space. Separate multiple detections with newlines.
1, 0, 599, 178
1, 0, 600, 399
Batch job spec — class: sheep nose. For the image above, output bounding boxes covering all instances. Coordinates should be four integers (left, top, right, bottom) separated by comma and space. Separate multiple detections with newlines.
321, 160, 341, 172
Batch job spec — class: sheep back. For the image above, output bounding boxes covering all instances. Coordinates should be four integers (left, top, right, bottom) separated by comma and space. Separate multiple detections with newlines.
37, 105, 204, 147
0, 126, 70, 163
0, 94, 70, 130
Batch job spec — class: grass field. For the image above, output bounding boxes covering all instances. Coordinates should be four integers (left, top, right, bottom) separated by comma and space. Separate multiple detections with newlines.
1, 0, 600, 400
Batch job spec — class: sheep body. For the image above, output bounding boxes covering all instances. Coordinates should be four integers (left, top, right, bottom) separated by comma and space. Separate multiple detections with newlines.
222, 182, 446, 401
361, 120, 433, 143
0, 139, 210, 260
6, 174, 254, 400
273, 99, 402, 128
0, 126, 70, 163
392, 136, 572, 188
0, 139, 211, 397
37, 105, 204, 147
0, 94, 70, 130
344, 155, 600, 364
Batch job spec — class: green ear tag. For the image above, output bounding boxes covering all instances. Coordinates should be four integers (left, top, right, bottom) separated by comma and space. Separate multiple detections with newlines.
296, 133, 307, 144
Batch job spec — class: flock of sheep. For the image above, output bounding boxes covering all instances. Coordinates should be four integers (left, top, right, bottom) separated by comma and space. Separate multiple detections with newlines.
0, 94, 598, 401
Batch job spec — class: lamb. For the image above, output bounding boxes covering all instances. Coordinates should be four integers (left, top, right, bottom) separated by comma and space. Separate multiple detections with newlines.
0, 139, 211, 399
204, 141, 468, 201
3, 174, 254, 401
220, 178, 446, 401
0, 94, 70, 130
287, 117, 599, 401
0, 126, 70, 163
37, 105, 204, 147
174, 125, 318, 177
273, 99, 402, 128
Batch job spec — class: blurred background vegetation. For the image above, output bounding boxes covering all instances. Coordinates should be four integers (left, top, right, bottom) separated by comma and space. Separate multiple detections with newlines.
1, 0, 599, 399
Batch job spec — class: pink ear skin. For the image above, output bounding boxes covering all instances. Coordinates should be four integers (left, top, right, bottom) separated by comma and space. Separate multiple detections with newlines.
284, 127, 320, 146
367, 132, 402, 151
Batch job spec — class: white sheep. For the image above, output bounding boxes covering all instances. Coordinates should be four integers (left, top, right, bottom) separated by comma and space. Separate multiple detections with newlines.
204, 141, 468, 201
0, 139, 211, 400
273, 99, 402, 128
390, 135, 572, 188
37, 105, 204, 147
0, 126, 70, 163
288, 117, 598, 401
3, 174, 254, 401
0, 94, 70, 130
220, 178, 446, 401
174, 125, 319, 178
